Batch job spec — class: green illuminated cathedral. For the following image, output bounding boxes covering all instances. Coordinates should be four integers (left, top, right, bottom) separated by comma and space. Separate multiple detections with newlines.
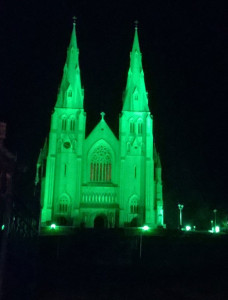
36, 22, 164, 228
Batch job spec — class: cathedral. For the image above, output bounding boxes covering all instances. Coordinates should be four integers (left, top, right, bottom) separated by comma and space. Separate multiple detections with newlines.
36, 21, 164, 228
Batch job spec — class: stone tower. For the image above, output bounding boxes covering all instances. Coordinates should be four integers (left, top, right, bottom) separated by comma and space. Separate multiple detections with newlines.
119, 25, 163, 227
36, 22, 164, 228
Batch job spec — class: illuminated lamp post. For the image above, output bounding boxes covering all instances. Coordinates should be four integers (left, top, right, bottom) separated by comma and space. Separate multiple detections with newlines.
178, 204, 184, 229
213, 209, 217, 230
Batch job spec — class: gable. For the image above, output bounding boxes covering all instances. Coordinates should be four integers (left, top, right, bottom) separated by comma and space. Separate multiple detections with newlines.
85, 118, 119, 152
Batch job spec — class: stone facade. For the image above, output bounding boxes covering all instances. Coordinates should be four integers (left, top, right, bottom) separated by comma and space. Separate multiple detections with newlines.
36, 23, 164, 228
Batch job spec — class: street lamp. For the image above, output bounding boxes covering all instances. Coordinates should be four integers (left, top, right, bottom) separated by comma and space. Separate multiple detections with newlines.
213, 209, 217, 229
178, 204, 184, 229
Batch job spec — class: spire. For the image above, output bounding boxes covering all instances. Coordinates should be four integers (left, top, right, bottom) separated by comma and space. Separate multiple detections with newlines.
100, 112, 105, 120
122, 22, 149, 112
56, 18, 84, 109
132, 20, 141, 54
69, 16, 77, 49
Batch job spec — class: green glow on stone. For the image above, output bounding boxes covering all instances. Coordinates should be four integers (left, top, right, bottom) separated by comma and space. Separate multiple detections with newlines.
38, 25, 164, 230
185, 225, 191, 231
142, 225, 150, 231
50, 223, 56, 229
1, 224, 5, 230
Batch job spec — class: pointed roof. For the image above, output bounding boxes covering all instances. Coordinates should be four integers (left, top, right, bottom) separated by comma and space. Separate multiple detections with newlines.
122, 25, 149, 112
55, 21, 84, 109
131, 26, 141, 61
69, 21, 77, 48
86, 114, 119, 149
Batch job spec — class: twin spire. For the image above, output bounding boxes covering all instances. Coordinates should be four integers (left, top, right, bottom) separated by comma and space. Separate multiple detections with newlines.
123, 22, 149, 112
56, 20, 149, 112
56, 18, 83, 109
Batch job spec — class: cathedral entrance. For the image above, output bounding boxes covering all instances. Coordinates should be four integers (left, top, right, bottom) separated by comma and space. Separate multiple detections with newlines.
94, 214, 107, 228
57, 216, 67, 226
130, 217, 138, 227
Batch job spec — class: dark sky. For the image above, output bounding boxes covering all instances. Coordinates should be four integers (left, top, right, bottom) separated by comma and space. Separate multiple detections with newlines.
0, 0, 227, 226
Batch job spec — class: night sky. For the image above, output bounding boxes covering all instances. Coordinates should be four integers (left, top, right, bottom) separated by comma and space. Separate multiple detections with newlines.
0, 0, 227, 227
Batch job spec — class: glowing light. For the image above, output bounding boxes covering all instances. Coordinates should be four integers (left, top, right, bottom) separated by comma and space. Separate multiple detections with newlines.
1, 225, 5, 230
50, 223, 56, 229
185, 225, 191, 231
215, 226, 220, 233
142, 225, 150, 231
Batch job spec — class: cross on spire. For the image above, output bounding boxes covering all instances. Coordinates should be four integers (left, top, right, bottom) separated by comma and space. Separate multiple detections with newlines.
100, 112, 105, 119
73, 16, 77, 26
134, 20, 139, 30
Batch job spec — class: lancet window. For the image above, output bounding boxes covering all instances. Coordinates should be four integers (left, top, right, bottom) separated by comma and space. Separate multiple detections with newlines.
138, 122, 142, 135
130, 121, 135, 134
59, 196, 68, 213
68, 90, 72, 98
90, 145, 112, 182
70, 119, 75, 131
130, 198, 139, 214
62, 117, 67, 130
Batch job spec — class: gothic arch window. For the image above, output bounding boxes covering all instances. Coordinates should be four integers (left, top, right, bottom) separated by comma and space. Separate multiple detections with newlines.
133, 88, 138, 101
129, 198, 139, 214
70, 119, 75, 131
138, 121, 143, 135
90, 145, 112, 182
62, 117, 67, 131
68, 90, 72, 98
130, 120, 135, 134
127, 142, 131, 152
59, 195, 69, 214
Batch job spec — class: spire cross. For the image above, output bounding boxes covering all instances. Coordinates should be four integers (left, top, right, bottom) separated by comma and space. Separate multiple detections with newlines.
73, 16, 77, 25
101, 112, 105, 119
134, 20, 139, 30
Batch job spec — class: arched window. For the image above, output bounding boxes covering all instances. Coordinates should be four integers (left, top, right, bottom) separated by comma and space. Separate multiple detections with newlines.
62, 117, 67, 131
130, 198, 139, 214
130, 121, 135, 134
68, 90, 72, 98
59, 196, 68, 213
90, 145, 112, 182
138, 122, 143, 135
70, 119, 75, 131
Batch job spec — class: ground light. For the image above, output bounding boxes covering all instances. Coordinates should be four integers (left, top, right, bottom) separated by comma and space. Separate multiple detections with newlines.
185, 225, 191, 231
215, 226, 220, 233
50, 223, 56, 229
142, 225, 150, 231
209, 225, 220, 233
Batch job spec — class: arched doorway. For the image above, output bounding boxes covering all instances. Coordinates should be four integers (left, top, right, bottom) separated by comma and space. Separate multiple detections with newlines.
94, 214, 107, 228
57, 216, 67, 226
130, 217, 138, 227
